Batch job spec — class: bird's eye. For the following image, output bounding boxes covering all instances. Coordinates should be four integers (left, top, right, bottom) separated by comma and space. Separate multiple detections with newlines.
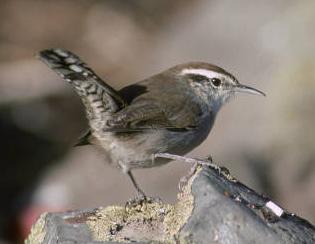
211, 78, 221, 87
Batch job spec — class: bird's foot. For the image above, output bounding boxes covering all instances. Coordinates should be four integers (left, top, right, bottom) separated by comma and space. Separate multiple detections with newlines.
125, 195, 162, 210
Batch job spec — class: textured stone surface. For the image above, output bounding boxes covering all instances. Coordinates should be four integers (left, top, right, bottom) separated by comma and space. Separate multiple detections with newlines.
26, 164, 315, 244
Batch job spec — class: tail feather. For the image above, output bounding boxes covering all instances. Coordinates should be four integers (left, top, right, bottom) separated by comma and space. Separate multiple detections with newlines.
74, 129, 92, 146
38, 48, 126, 120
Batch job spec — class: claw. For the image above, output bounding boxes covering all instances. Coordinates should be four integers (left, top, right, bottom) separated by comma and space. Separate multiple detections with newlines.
125, 195, 162, 210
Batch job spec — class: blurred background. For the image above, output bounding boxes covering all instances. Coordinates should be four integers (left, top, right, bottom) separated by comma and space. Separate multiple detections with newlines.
0, 0, 314, 242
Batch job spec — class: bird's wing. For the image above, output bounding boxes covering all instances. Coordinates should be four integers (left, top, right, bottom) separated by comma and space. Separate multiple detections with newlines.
104, 101, 198, 132
38, 48, 127, 120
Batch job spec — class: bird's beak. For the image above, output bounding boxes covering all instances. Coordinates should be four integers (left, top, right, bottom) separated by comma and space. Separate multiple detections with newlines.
235, 83, 266, 96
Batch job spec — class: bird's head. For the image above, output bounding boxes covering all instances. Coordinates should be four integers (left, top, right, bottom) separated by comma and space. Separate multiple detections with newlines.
171, 62, 265, 113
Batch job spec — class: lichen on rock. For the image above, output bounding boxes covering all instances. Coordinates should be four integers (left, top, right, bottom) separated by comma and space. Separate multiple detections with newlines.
25, 213, 47, 244
86, 166, 201, 243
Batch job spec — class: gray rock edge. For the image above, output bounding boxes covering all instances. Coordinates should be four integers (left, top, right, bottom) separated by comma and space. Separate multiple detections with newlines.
28, 164, 315, 244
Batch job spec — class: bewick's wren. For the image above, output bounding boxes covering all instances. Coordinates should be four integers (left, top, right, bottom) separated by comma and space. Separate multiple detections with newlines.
38, 48, 265, 197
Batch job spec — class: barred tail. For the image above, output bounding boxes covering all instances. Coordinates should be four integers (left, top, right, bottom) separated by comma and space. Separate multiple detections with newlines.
38, 48, 126, 120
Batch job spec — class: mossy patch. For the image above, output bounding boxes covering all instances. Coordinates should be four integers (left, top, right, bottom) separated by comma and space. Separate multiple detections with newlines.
86, 166, 201, 243
25, 212, 47, 244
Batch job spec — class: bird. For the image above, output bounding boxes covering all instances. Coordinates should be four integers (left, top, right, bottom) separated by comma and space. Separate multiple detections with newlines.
38, 48, 265, 198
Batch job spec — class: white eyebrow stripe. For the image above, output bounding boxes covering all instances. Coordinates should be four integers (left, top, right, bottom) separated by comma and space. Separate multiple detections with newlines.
181, 68, 220, 79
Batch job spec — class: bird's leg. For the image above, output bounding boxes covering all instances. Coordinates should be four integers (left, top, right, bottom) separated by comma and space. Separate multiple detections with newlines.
153, 152, 220, 170
154, 153, 236, 183
153, 153, 219, 191
125, 171, 162, 208
127, 171, 147, 199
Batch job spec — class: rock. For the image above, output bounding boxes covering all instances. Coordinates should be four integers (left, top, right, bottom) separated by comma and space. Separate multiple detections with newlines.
26, 162, 315, 244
